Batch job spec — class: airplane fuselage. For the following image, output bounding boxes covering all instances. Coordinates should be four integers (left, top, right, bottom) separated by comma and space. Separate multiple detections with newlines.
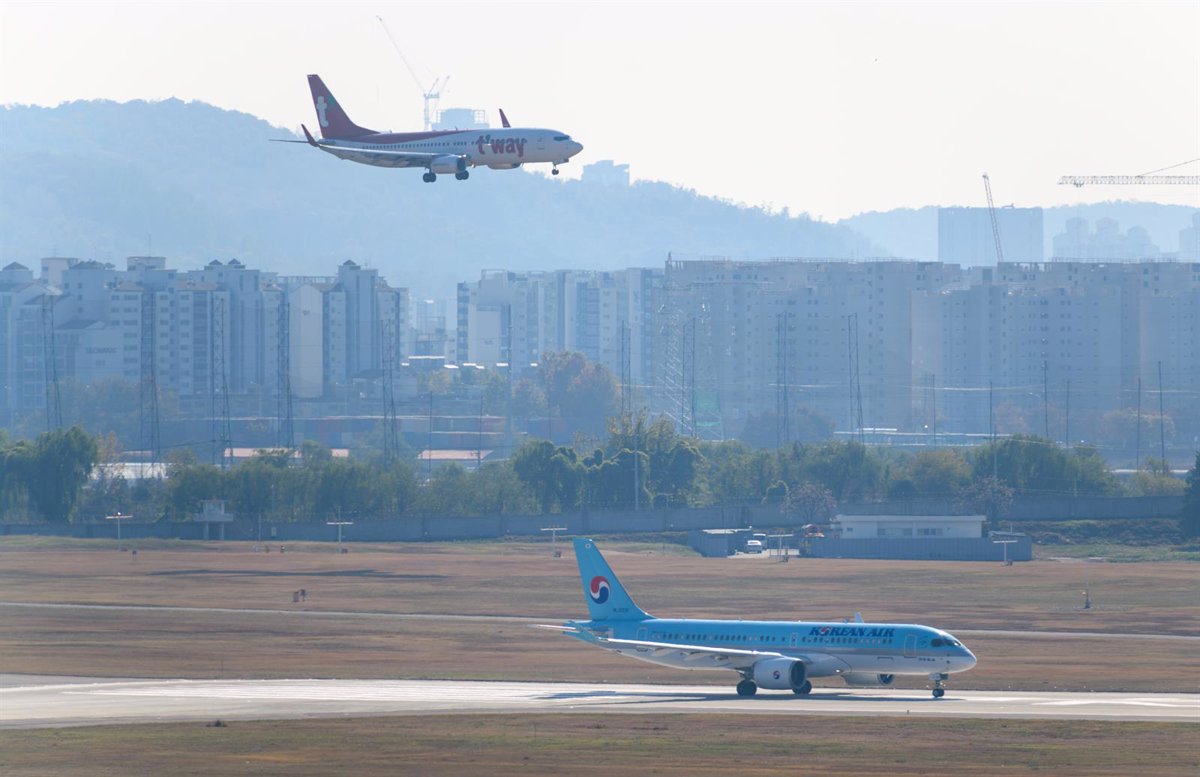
321, 128, 579, 170
580, 617, 976, 679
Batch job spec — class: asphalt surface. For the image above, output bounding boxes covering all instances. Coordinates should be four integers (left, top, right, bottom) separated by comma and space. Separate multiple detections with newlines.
2, 675, 1196, 728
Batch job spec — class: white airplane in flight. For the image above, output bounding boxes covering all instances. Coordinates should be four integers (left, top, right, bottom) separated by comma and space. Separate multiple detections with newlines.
292, 74, 584, 182
540, 538, 977, 698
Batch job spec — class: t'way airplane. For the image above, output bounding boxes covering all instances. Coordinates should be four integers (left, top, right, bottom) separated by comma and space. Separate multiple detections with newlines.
539, 538, 977, 698
291, 74, 584, 182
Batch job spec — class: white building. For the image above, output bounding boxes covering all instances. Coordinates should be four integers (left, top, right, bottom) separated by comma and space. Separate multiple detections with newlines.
834, 514, 986, 539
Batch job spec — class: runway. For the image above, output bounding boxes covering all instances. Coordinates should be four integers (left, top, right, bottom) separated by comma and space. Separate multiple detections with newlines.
2, 675, 1196, 728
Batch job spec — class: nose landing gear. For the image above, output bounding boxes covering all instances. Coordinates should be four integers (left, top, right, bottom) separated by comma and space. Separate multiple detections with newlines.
551, 166, 560, 176
930, 672, 949, 698
422, 172, 436, 183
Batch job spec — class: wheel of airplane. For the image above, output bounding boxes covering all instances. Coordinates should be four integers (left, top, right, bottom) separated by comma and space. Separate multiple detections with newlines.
422, 172, 436, 183
792, 681, 813, 696
552, 168, 560, 176
455, 171, 469, 181
932, 688, 945, 699
736, 680, 757, 697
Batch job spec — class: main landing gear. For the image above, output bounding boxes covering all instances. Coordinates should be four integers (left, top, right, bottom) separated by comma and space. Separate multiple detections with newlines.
422, 172, 436, 183
455, 170, 470, 181
792, 681, 813, 696
930, 672, 948, 699
736, 679, 757, 697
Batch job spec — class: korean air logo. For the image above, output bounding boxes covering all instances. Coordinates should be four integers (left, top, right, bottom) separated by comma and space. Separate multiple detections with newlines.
316, 95, 330, 128
588, 576, 610, 604
772, 670, 782, 680
818, 627, 831, 635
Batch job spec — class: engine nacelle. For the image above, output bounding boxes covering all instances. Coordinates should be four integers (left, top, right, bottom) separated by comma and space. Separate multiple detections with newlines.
430, 155, 467, 175
841, 672, 896, 687
751, 657, 807, 691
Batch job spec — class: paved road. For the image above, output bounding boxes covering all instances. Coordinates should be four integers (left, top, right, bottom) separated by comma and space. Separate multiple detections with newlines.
3, 602, 1198, 641
2, 676, 1195, 728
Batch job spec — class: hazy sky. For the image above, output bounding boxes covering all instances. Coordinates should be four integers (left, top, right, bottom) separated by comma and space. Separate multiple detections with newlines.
3, 0, 1197, 220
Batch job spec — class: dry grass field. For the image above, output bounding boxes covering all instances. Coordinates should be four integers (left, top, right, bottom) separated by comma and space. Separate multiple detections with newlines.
0, 537, 1197, 692
1, 714, 1197, 777
2, 537, 1196, 776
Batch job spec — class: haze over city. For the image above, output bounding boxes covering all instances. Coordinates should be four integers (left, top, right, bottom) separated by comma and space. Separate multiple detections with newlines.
3, 0, 1197, 219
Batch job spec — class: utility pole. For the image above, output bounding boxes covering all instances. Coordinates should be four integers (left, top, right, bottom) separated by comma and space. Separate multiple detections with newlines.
990, 380, 997, 480
1043, 360, 1050, 440
1135, 376, 1142, 471
1157, 361, 1167, 466
1064, 378, 1071, 449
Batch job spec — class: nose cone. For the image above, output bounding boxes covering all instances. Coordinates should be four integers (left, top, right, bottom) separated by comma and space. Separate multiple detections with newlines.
569, 141, 584, 157
957, 648, 977, 672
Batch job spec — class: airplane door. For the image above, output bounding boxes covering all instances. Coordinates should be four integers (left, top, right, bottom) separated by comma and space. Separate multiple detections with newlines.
637, 628, 648, 641
903, 634, 917, 658
789, 632, 798, 648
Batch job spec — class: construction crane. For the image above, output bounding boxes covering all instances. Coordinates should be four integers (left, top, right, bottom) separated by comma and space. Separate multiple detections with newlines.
982, 173, 1005, 264
1059, 158, 1200, 187
1058, 175, 1200, 187
377, 15, 448, 131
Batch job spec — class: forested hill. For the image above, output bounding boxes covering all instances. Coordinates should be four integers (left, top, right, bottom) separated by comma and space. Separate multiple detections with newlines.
1, 99, 877, 294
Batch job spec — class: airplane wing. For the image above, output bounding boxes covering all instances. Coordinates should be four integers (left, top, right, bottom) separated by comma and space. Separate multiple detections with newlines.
313, 144, 445, 169
534, 624, 784, 670
534, 623, 847, 675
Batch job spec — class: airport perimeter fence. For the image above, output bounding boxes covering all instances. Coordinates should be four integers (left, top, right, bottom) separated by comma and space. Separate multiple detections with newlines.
0, 494, 1182, 544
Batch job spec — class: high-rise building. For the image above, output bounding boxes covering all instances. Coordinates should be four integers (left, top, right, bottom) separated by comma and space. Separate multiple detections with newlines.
938, 206, 1043, 264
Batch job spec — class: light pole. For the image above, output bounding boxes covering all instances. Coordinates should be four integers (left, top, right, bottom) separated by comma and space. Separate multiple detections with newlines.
105, 512, 130, 550
327, 520, 353, 553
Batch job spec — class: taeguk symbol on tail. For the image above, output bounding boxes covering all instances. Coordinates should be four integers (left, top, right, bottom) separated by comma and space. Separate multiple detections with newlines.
589, 576, 610, 604
537, 538, 977, 699
278, 75, 584, 182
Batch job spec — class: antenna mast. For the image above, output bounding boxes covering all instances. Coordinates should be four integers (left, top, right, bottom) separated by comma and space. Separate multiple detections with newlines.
377, 15, 448, 131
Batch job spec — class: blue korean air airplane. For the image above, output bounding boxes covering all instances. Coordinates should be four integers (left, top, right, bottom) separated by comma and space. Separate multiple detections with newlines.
539, 538, 976, 699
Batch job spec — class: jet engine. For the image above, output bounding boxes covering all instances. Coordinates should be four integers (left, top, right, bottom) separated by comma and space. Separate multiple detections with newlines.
751, 657, 808, 691
841, 672, 896, 687
430, 155, 467, 174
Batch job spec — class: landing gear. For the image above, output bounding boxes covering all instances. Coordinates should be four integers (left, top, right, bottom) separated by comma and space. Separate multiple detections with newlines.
930, 672, 948, 699
792, 681, 813, 696
455, 170, 469, 181
551, 166, 560, 176
422, 172, 436, 183
736, 679, 757, 697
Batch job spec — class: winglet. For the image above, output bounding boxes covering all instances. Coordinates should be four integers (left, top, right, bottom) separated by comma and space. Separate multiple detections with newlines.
499, 108, 511, 128
301, 124, 318, 147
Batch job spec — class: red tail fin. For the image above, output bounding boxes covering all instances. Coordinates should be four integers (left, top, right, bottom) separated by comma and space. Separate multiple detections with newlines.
307, 75, 377, 139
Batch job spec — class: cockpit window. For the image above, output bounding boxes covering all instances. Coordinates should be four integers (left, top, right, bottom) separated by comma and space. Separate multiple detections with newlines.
931, 638, 944, 647
554, 135, 571, 141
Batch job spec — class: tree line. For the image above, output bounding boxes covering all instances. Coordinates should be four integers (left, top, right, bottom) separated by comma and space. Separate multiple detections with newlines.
2, 422, 1196, 537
